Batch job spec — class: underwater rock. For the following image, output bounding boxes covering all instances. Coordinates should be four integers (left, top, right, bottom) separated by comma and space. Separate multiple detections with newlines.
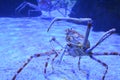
69, 0, 120, 34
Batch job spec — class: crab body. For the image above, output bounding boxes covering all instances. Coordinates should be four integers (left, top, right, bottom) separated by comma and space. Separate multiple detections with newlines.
65, 28, 90, 57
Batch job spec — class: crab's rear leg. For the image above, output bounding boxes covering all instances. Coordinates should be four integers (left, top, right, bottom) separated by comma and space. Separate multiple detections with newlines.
12, 53, 41, 80
12, 50, 57, 80
89, 55, 108, 80
89, 51, 120, 80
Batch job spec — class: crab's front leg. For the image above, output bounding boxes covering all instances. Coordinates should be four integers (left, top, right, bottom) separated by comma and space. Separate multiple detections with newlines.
49, 36, 64, 48
44, 37, 65, 76
82, 21, 92, 51
49, 36, 67, 64
44, 50, 60, 75
47, 17, 92, 32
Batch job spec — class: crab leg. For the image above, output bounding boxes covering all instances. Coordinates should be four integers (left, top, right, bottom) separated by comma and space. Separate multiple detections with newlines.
15, 2, 27, 12
92, 52, 120, 56
12, 53, 41, 80
44, 50, 59, 75
12, 50, 58, 80
49, 37, 64, 48
89, 55, 108, 80
47, 17, 92, 32
86, 28, 116, 53
82, 21, 92, 50
15, 1, 39, 13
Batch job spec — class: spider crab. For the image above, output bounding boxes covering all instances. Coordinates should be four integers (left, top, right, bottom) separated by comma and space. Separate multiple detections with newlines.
12, 17, 119, 80
15, 0, 70, 16
47, 17, 119, 80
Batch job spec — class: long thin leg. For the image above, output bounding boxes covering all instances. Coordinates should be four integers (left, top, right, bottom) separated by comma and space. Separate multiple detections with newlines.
47, 17, 92, 32
49, 37, 64, 48
12, 53, 41, 80
74, 49, 90, 79
44, 50, 60, 74
51, 52, 59, 70
15, 2, 27, 12
44, 50, 59, 74
86, 28, 116, 53
44, 50, 61, 79
44, 57, 50, 74
16, 2, 39, 13
12, 50, 57, 80
78, 54, 90, 80
58, 46, 67, 63
78, 55, 81, 70
89, 55, 108, 80
17, 3, 28, 13
49, 37, 66, 64
75, 49, 83, 70
92, 52, 120, 56
82, 21, 92, 50
26, 3, 39, 10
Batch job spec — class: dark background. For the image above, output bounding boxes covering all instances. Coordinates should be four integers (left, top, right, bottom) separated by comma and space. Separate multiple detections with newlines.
0, 0, 120, 34
69, 0, 120, 34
